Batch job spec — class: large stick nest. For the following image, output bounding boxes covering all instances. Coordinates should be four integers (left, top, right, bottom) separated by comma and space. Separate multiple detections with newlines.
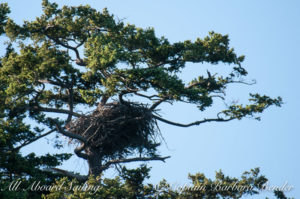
67, 102, 160, 158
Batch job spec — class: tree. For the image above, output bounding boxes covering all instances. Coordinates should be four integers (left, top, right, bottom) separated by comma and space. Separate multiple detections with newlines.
0, 1, 285, 198
44, 166, 293, 199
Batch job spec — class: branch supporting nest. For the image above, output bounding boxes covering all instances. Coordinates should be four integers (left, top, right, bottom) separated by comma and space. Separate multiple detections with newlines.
49, 118, 88, 143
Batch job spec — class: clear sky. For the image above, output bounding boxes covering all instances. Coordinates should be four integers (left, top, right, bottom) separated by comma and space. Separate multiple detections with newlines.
2, 0, 300, 198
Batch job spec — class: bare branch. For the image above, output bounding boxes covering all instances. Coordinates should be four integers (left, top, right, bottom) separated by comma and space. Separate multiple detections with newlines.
119, 92, 126, 104
75, 58, 87, 66
14, 129, 55, 151
75, 40, 85, 49
46, 33, 82, 59
153, 115, 234, 127
210, 95, 225, 100
149, 95, 173, 111
100, 156, 171, 171
119, 91, 133, 105
134, 92, 160, 100
38, 107, 84, 118
49, 118, 88, 143
149, 97, 168, 111
44, 29, 86, 66
227, 79, 256, 85
118, 88, 140, 105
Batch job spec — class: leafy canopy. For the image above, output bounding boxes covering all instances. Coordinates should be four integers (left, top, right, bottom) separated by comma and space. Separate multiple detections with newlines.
0, 1, 285, 198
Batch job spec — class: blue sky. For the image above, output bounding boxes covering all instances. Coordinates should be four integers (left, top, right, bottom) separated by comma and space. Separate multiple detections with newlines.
2, 0, 300, 198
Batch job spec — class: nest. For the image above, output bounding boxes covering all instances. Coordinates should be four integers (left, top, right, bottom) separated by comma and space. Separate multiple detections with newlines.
67, 102, 160, 158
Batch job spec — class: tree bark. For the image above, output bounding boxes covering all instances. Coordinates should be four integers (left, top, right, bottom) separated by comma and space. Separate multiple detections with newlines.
86, 147, 103, 177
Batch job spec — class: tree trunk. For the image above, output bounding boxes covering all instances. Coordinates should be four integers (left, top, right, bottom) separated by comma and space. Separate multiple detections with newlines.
86, 147, 103, 177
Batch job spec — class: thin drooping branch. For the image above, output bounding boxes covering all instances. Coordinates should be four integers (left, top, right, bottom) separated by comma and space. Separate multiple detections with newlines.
153, 115, 234, 127
50, 118, 88, 143
210, 94, 225, 100
99, 156, 171, 171
44, 168, 88, 182
14, 129, 55, 151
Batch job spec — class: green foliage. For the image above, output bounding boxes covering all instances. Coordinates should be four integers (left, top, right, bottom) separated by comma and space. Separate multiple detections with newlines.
0, 26, 73, 198
0, 118, 72, 199
1, 0, 282, 124
43, 166, 292, 199
0, 3, 10, 35
222, 94, 283, 120
0, 1, 286, 198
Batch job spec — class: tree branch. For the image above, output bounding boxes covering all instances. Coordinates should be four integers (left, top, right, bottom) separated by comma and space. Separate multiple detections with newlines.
46, 33, 81, 58
134, 92, 160, 100
153, 115, 234, 127
119, 91, 133, 105
210, 94, 225, 100
99, 156, 171, 171
227, 79, 256, 85
149, 97, 170, 111
44, 29, 86, 66
49, 118, 88, 143
74, 143, 89, 160
37, 107, 84, 118
14, 129, 55, 151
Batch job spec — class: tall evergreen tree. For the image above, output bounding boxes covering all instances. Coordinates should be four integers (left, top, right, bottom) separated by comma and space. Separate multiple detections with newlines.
0, 1, 288, 198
